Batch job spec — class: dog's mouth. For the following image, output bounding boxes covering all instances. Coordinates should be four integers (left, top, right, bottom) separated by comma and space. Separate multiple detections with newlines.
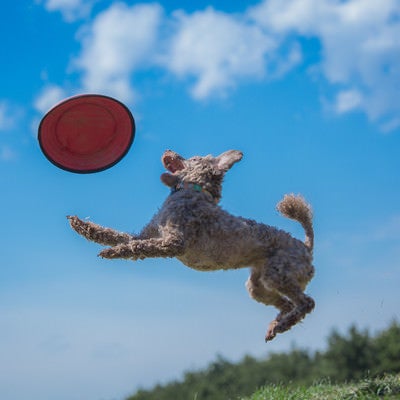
162, 151, 185, 174
161, 150, 185, 187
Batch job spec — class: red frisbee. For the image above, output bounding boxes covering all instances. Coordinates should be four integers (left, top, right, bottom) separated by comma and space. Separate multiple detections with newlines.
38, 94, 135, 173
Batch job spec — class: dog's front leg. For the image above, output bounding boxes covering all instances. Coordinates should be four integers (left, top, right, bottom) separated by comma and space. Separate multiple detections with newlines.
68, 216, 136, 246
99, 236, 185, 260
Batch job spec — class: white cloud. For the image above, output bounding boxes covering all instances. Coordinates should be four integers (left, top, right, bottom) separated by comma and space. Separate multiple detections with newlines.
45, 0, 400, 131
73, 3, 163, 103
164, 7, 277, 99
40, 0, 94, 22
380, 117, 400, 133
335, 89, 363, 114
72, 4, 300, 102
34, 85, 66, 114
268, 41, 303, 78
248, 0, 400, 131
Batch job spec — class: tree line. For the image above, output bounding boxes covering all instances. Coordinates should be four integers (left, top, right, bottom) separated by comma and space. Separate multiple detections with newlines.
126, 321, 400, 400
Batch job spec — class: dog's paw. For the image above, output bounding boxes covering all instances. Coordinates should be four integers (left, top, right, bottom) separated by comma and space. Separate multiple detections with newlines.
98, 247, 119, 259
67, 215, 94, 237
265, 321, 278, 342
67, 215, 85, 232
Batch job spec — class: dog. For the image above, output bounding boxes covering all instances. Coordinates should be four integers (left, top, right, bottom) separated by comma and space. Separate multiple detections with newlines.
68, 150, 315, 341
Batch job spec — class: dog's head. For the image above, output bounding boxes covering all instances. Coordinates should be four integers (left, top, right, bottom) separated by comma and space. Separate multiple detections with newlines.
161, 150, 243, 202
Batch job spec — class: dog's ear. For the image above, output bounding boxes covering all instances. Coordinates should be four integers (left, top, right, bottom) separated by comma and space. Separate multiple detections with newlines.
215, 150, 243, 171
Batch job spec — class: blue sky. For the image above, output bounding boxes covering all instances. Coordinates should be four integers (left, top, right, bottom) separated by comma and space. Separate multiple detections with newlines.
1, 0, 399, 399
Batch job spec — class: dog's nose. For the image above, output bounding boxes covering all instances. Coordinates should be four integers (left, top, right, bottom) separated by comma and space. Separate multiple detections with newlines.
163, 149, 178, 158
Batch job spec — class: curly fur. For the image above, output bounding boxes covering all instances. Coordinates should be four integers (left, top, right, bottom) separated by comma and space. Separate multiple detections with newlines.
68, 150, 315, 341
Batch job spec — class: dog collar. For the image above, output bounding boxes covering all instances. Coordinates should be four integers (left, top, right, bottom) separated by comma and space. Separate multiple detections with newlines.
171, 182, 217, 203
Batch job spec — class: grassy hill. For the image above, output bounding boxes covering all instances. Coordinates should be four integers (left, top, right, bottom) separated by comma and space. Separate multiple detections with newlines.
244, 374, 400, 400
127, 322, 400, 400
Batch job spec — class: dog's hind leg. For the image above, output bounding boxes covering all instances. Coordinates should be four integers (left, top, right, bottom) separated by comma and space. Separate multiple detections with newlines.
246, 269, 295, 341
266, 282, 315, 341
246, 269, 294, 312
68, 216, 135, 246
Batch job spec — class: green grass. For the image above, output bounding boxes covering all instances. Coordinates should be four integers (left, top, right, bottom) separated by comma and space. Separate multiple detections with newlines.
241, 375, 400, 400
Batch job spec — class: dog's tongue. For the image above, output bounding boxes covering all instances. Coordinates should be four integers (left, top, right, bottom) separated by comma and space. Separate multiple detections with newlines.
161, 172, 179, 187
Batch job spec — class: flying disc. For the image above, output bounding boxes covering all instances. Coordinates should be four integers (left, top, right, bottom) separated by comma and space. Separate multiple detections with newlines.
38, 94, 135, 173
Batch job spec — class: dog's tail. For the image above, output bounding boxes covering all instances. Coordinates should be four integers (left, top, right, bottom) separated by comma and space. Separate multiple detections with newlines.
277, 194, 314, 252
